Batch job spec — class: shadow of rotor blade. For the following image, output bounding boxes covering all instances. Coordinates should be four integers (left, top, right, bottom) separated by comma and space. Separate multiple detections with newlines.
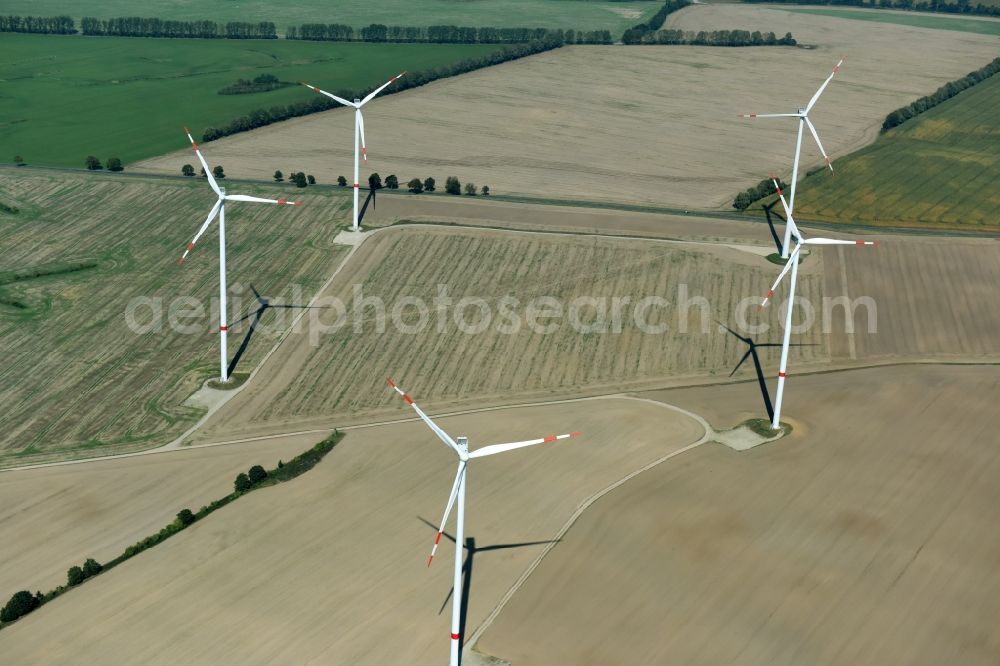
730, 349, 753, 378
270, 303, 329, 310
227, 309, 264, 376
249, 282, 265, 306
762, 202, 784, 255
474, 539, 559, 553
358, 188, 376, 224
232, 305, 266, 326
418, 516, 458, 545
747, 347, 775, 422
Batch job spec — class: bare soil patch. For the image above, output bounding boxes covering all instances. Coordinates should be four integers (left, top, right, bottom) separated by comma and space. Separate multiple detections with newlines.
478, 364, 1000, 665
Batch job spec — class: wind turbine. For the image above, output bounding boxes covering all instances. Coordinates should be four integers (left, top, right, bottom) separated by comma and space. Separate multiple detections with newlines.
176, 128, 300, 383
758, 177, 875, 429
741, 59, 844, 257
302, 72, 405, 232
387, 378, 581, 666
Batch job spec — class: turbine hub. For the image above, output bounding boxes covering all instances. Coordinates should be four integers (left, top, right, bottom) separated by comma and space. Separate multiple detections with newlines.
354, 98, 361, 104
457, 436, 469, 461
798, 108, 806, 115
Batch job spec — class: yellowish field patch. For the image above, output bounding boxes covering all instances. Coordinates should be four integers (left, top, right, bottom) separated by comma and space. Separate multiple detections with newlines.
132, 12, 999, 211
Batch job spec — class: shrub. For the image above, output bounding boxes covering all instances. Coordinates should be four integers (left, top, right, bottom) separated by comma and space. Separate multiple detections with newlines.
307, 174, 316, 185
481, 185, 490, 195
67, 566, 85, 587
293, 172, 307, 188
177, 509, 195, 526
82, 558, 102, 578
385, 174, 399, 189
423, 176, 436, 192
182, 164, 195, 177
368, 172, 382, 189
85, 155, 102, 170
273, 170, 283, 182
337, 176, 347, 187
106, 157, 123, 172
234, 472, 251, 493
408, 178, 423, 193
1, 591, 39, 623
248, 464, 268, 485
463, 182, 477, 195
445, 176, 461, 195
213, 165, 225, 179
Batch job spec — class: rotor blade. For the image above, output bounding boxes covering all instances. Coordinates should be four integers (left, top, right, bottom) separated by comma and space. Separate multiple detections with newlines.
805, 58, 843, 113
769, 175, 801, 242
730, 349, 753, 377
357, 109, 367, 162
760, 245, 801, 308
803, 238, 876, 246
225, 194, 300, 205
184, 127, 221, 196
386, 378, 462, 456
360, 71, 405, 106
739, 113, 800, 119
427, 462, 466, 567
300, 82, 356, 108
469, 431, 582, 459
177, 198, 222, 264
804, 117, 834, 173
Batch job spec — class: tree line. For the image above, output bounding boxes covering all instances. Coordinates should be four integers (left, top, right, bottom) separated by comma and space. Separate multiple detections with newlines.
733, 177, 790, 211
287, 24, 612, 44
1, 16, 613, 42
744, 0, 1000, 18
0, 15, 75, 34
622, 0, 691, 44
81, 16, 277, 38
629, 29, 796, 46
882, 56, 1000, 131
200, 35, 563, 143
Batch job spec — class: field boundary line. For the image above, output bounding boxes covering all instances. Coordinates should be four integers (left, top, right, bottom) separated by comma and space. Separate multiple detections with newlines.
465, 395, 713, 655
5, 165, 998, 239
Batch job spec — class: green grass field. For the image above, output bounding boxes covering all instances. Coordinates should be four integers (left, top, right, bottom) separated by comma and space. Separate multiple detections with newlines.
0, 0, 659, 33
783, 7, 1000, 35
793, 71, 1000, 231
0, 34, 499, 168
0, 167, 353, 466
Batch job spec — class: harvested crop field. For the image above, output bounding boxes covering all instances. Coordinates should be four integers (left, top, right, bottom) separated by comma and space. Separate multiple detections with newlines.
0, 434, 320, 599
0, 168, 348, 465
134, 13, 1000, 211
190, 224, 827, 443
821, 236, 1000, 363
477, 364, 1000, 666
0, 397, 705, 664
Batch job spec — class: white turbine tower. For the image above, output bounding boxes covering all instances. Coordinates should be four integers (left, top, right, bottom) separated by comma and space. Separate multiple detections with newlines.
302, 72, 405, 232
176, 128, 300, 383
759, 177, 876, 430
387, 378, 581, 666
741, 59, 844, 257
